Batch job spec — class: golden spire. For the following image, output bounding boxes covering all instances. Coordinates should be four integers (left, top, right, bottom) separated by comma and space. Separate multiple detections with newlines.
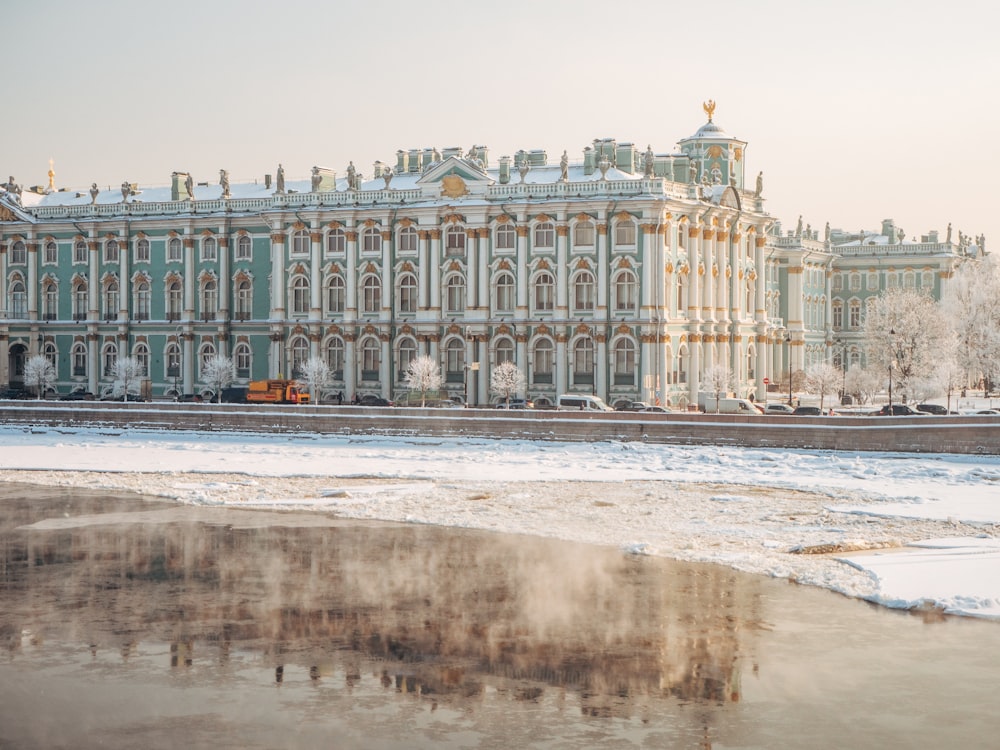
702, 100, 716, 123
47, 158, 55, 191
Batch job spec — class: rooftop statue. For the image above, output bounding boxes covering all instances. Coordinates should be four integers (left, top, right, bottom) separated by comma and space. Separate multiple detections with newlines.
219, 169, 230, 199
185, 172, 194, 200
276, 164, 285, 194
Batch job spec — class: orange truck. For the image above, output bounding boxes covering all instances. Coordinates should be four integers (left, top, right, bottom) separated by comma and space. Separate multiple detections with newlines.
245, 379, 310, 404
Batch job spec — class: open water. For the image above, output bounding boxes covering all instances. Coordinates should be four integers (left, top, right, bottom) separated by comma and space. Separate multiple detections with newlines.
0, 483, 997, 749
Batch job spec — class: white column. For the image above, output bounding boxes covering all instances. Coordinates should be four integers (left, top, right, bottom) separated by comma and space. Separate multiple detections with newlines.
310, 227, 323, 318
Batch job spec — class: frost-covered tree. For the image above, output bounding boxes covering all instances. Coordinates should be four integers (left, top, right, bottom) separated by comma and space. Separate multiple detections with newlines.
298, 355, 332, 404
111, 356, 144, 401
863, 287, 956, 403
805, 363, 841, 411
490, 361, 525, 406
202, 354, 236, 403
702, 363, 734, 412
844, 366, 882, 405
942, 254, 1000, 395
23, 355, 56, 399
404, 355, 443, 407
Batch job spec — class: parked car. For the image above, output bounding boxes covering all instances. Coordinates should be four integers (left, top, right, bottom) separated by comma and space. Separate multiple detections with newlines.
102, 392, 146, 402
875, 404, 924, 416
792, 405, 823, 416
640, 405, 670, 413
916, 403, 957, 415
0, 388, 33, 400
764, 403, 794, 415
496, 398, 534, 409
59, 390, 95, 401
358, 394, 392, 407
615, 401, 651, 412
973, 409, 1000, 416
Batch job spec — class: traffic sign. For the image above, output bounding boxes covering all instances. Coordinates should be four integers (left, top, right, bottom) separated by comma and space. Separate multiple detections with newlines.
764, 377, 770, 384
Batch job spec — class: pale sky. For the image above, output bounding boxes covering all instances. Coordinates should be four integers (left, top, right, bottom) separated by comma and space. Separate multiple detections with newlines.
6, 0, 998, 245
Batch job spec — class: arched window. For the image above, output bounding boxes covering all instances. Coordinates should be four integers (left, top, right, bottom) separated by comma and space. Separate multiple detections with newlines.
677, 273, 687, 316
103, 280, 119, 320
496, 337, 514, 365
165, 342, 181, 379
445, 225, 466, 255
291, 229, 310, 255
235, 279, 253, 320
135, 280, 151, 320
445, 339, 465, 383
134, 343, 150, 376
326, 228, 346, 255
326, 337, 345, 378
398, 337, 417, 380
10, 241, 26, 264
832, 300, 843, 330
42, 342, 56, 368
613, 338, 636, 385
573, 270, 596, 312
495, 272, 514, 313
74, 240, 87, 263
166, 279, 182, 321
236, 235, 252, 260
202, 236, 217, 262
495, 223, 515, 250
445, 275, 465, 314
326, 275, 345, 315
102, 342, 118, 377
613, 270, 637, 313
201, 278, 218, 320
676, 345, 688, 384
199, 342, 217, 377
290, 337, 309, 376
398, 226, 418, 253
361, 276, 381, 313
533, 222, 554, 248
533, 339, 553, 383
167, 237, 182, 262
533, 271, 554, 312
107, 240, 121, 264
573, 337, 595, 384
361, 338, 380, 380
234, 342, 252, 377
44, 241, 57, 264
290, 276, 309, 315
362, 227, 382, 254
574, 220, 595, 247
849, 299, 862, 329
614, 219, 636, 246
73, 281, 87, 321
42, 282, 58, 320
397, 273, 417, 314
72, 342, 87, 376
135, 238, 150, 262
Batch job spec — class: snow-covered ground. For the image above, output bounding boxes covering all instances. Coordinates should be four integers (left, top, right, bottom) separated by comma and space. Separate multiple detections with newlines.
1, 424, 998, 621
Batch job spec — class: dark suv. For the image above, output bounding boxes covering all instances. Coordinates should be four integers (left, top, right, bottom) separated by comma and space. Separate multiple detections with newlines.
876, 404, 924, 416
916, 403, 955, 415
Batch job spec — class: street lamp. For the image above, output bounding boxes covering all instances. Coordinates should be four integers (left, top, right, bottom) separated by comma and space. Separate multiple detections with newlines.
785, 331, 793, 406
834, 337, 848, 402
887, 328, 896, 414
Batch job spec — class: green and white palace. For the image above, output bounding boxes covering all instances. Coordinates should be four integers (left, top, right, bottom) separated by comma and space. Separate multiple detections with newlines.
0, 105, 980, 406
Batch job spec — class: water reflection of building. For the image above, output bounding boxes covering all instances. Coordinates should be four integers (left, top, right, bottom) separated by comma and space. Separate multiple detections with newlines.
3, 496, 764, 718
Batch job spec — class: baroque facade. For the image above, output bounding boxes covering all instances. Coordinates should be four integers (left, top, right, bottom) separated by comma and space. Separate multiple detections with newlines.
0, 107, 977, 406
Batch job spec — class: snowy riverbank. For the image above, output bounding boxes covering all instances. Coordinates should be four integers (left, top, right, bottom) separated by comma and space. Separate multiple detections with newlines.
1, 425, 998, 620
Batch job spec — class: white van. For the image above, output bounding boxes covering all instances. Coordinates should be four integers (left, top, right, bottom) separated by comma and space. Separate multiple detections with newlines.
556, 394, 614, 412
700, 396, 762, 415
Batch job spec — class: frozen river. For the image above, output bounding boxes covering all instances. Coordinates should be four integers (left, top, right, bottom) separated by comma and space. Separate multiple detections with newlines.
1, 483, 998, 749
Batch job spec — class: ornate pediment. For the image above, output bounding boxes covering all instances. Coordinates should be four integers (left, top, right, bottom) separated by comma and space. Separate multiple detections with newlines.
416, 156, 492, 200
